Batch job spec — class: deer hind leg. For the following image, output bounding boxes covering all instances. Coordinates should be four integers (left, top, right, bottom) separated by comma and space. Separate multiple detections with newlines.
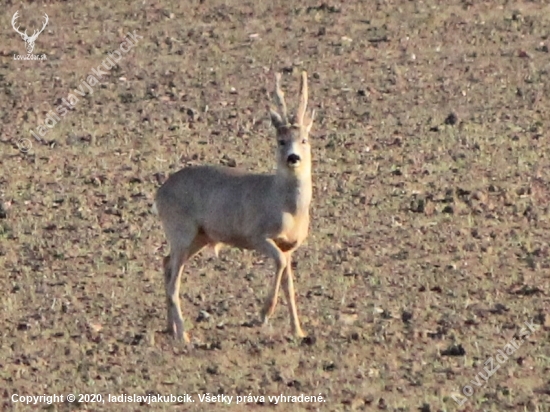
256, 239, 287, 324
165, 228, 209, 341
281, 252, 306, 338
162, 255, 173, 332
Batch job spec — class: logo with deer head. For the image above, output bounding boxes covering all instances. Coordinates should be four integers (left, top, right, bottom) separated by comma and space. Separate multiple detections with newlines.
11, 10, 48, 55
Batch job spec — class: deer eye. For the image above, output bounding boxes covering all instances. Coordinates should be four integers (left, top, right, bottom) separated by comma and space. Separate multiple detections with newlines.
301, 139, 308, 144
278, 140, 286, 146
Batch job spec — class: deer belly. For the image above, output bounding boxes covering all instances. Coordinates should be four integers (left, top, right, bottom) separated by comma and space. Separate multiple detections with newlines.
203, 227, 255, 250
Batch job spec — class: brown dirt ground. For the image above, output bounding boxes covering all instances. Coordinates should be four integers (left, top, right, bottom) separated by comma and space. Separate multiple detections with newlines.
1, 0, 550, 411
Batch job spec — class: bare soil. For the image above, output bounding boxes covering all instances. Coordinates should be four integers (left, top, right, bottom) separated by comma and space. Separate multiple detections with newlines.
1, 1, 550, 411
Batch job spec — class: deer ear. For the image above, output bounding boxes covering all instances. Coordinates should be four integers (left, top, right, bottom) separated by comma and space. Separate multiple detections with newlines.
270, 109, 284, 129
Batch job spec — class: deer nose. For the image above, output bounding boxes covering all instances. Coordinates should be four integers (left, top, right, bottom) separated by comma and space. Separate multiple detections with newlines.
287, 153, 301, 165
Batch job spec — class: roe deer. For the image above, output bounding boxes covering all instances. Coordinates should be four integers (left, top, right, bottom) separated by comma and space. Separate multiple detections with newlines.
153, 71, 315, 341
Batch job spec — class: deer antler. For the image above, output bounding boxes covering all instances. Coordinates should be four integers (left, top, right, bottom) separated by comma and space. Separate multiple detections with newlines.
29, 13, 49, 41
274, 73, 289, 125
296, 71, 308, 126
11, 11, 27, 38
11, 11, 48, 41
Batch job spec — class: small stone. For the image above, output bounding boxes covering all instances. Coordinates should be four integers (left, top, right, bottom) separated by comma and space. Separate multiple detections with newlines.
401, 311, 413, 323
444, 112, 458, 125
441, 344, 466, 356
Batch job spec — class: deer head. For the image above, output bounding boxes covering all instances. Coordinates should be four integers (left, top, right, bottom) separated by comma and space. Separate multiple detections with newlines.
12, 11, 48, 55
270, 72, 315, 178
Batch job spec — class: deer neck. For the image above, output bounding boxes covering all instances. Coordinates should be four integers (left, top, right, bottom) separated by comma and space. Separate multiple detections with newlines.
274, 169, 312, 215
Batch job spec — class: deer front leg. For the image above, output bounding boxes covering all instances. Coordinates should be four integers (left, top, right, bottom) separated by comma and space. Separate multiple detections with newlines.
255, 239, 287, 324
282, 252, 306, 338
